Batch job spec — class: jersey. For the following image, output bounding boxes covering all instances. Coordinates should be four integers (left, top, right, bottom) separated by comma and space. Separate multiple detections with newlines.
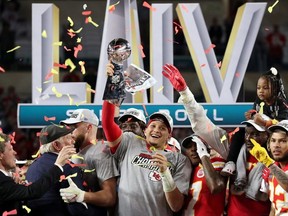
72, 142, 119, 185
183, 157, 226, 216
269, 163, 288, 215
227, 155, 271, 216
112, 132, 192, 216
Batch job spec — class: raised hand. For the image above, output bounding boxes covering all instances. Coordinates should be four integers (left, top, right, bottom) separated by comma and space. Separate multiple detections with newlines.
249, 139, 274, 167
162, 64, 187, 92
192, 135, 209, 158
106, 62, 114, 76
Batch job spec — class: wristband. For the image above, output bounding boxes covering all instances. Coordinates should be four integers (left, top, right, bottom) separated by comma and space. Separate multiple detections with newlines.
160, 169, 176, 193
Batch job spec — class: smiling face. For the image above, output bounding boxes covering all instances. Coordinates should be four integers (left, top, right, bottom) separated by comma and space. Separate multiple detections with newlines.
269, 130, 288, 164
144, 120, 171, 149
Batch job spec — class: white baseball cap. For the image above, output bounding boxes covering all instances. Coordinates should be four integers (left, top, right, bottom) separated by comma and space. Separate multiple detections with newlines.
241, 113, 270, 132
119, 108, 146, 124
149, 111, 173, 132
60, 109, 99, 126
268, 120, 288, 133
168, 137, 181, 152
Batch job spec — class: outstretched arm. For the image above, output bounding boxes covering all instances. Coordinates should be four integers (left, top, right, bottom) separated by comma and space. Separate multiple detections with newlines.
163, 64, 229, 160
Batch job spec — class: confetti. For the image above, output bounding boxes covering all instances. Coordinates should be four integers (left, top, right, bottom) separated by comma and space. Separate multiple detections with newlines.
259, 102, 265, 115
32, 150, 40, 158
22, 205, 31, 213
204, 44, 216, 54
181, 5, 189, 13
79, 61, 86, 75
67, 94, 74, 105
53, 62, 67, 69
67, 31, 76, 38
59, 175, 66, 182
83, 4, 87, 10
157, 86, 164, 92
235, 72, 240, 77
44, 116, 56, 121
64, 46, 72, 52
53, 41, 63, 46
82, 11, 92, 16
173, 22, 183, 29
66, 173, 78, 179
142, 104, 148, 116
220, 135, 227, 143
74, 44, 83, 58
36, 132, 48, 137
90, 139, 97, 145
3, 209, 17, 216
143, 1, 156, 11
6, 46, 21, 53
64, 58, 76, 72
174, 26, 179, 34
51, 122, 64, 128
9, 132, 15, 144
86, 87, 96, 94
75, 100, 86, 106
84, 169, 95, 173
0, 136, 4, 142
108, 1, 120, 12
77, 37, 82, 43
167, 39, 179, 44
200, 63, 206, 68
40, 94, 50, 100
215, 61, 222, 68
41, 30, 47, 38
52, 86, 63, 98
66, 160, 86, 168
228, 127, 240, 140
139, 44, 145, 58
0, 66, 5, 73
71, 155, 84, 160
268, 0, 279, 13
87, 16, 99, 27
69, 27, 83, 34
67, 16, 74, 26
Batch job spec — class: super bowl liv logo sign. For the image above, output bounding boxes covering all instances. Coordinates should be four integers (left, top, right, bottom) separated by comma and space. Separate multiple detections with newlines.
17, 1, 266, 128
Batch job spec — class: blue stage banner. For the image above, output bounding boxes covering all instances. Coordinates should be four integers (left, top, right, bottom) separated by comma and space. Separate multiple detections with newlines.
17, 103, 253, 128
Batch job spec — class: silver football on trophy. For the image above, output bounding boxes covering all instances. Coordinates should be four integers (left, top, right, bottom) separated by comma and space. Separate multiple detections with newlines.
107, 38, 131, 64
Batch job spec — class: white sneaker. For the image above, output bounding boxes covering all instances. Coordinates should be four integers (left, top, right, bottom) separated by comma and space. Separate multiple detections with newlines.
220, 161, 236, 176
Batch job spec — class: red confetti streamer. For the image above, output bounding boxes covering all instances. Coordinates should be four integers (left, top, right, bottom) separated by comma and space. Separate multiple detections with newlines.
36, 132, 48, 137
228, 127, 240, 140
53, 62, 68, 69
66, 160, 86, 168
173, 22, 183, 29
0, 66, 5, 73
45, 71, 53, 80
200, 63, 206, 68
82, 11, 92, 16
139, 44, 146, 58
44, 116, 56, 121
215, 61, 222, 68
142, 104, 148, 116
167, 39, 179, 44
143, 1, 156, 11
109, 5, 116, 12
67, 31, 76, 38
59, 175, 66, 182
235, 72, 240, 77
3, 209, 17, 216
181, 5, 189, 13
64, 46, 72, 52
204, 44, 216, 54
9, 132, 16, 144
74, 44, 83, 58
83, 181, 88, 187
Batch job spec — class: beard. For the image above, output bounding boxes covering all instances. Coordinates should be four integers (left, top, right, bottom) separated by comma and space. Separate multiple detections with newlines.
74, 135, 85, 152
274, 151, 288, 163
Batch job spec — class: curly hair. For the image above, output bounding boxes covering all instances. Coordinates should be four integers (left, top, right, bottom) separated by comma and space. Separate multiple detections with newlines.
0, 133, 10, 153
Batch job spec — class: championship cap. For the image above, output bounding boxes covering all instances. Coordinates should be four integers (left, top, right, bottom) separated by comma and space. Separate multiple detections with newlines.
40, 124, 75, 145
149, 111, 173, 132
60, 109, 99, 126
241, 113, 270, 132
268, 120, 288, 133
119, 108, 146, 124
